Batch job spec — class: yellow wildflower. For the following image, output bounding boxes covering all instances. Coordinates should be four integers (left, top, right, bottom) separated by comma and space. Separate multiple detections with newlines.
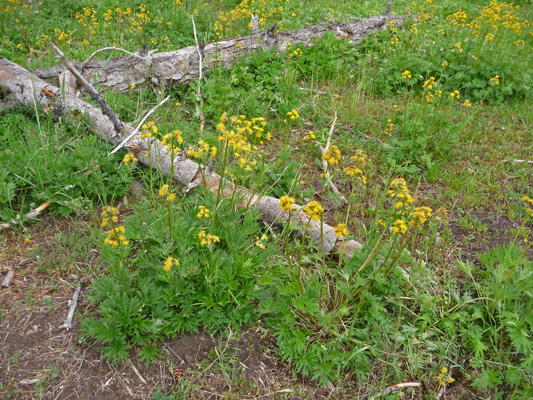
197, 205, 210, 219
279, 196, 296, 212
303, 201, 323, 221
392, 219, 408, 234
323, 145, 341, 165
123, 153, 138, 165
333, 223, 348, 238
163, 257, 180, 272
402, 70, 412, 79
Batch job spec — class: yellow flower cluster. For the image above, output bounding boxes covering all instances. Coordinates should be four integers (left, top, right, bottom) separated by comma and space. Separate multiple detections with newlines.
217, 113, 269, 171
187, 140, 216, 159
75, 6, 99, 36
104, 226, 129, 248
423, 77, 438, 90
287, 109, 300, 120
450, 90, 460, 100
409, 206, 433, 228
163, 257, 180, 272
101, 206, 119, 228
402, 70, 412, 80
333, 223, 348, 238
255, 234, 268, 249
197, 205, 210, 219
423, 77, 442, 103
392, 219, 408, 234
490, 75, 500, 86
214, 0, 287, 39
447, 9, 468, 27
159, 184, 177, 202
53, 28, 69, 42
451, 42, 463, 54
344, 150, 368, 185
140, 121, 158, 139
279, 196, 296, 212
123, 153, 138, 165
161, 130, 183, 154
323, 145, 341, 165
303, 201, 323, 221
463, 99, 472, 108
303, 131, 316, 142
437, 367, 455, 386
384, 179, 433, 234
198, 230, 220, 247
522, 196, 533, 217
385, 119, 394, 135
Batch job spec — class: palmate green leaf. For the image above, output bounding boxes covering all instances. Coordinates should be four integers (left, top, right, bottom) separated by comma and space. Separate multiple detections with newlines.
506, 319, 533, 355
138, 344, 161, 366
466, 324, 488, 358
103, 340, 131, 365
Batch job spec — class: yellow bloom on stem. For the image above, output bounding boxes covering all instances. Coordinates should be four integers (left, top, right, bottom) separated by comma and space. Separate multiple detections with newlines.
392, 219, 408, 234
123, 152, 138, 165
287, 109, 300, 120
303, 201, 323, 221
163, 257, 180, 272
323, 145, 341, 165
255, 234, 268, 249
198, 230, 220, 247
159, 184, 169, 197
279, 196, 296, 212
197, 205, 210, 219
333, 223, 348, 238
402, 70, 412, 79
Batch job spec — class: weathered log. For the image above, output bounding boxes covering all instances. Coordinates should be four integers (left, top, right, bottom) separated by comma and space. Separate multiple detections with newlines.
0, 57, 362, 256
32, 15, 408, 92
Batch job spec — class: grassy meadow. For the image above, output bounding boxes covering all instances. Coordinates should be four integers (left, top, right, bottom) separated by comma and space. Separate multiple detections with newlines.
1, 0, 532, 398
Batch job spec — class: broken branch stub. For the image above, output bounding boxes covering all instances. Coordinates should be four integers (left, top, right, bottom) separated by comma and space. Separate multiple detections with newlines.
32, 15, 408, 92
0, 57, 361, 256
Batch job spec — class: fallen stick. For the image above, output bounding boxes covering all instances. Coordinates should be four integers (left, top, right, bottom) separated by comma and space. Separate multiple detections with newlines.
82, 46, 152, 68
191, 15, 205, 138
109, 95, 170, 155
1, 271, 14, 287
319, 111, 348, 204
58, 285, 81, 330
503, 159, 533, 164
369, 382, 421, 399
0, 201, 52, 232
51, 43, 124, 134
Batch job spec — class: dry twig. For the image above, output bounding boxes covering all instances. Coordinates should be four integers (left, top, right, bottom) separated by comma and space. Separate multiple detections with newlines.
503, 159, 533, 164
191, 15, 205, 137
109, 96, 170, 155
370, 382, 421, 399
0, 201, 52, 232
51, 43, 124, 133
319, 110, 348, 204
82, 46, 152, 69
58, 285, 82, 330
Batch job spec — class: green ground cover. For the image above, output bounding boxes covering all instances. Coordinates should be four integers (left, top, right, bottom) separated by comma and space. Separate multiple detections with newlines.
1, 0, 532, 398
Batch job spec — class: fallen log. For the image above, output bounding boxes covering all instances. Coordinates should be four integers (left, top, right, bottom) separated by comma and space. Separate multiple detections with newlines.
0, 57, 362, 256
32, 15, 408, 92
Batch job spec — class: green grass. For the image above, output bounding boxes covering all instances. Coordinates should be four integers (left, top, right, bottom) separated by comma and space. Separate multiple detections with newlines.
1, 0, 532, 398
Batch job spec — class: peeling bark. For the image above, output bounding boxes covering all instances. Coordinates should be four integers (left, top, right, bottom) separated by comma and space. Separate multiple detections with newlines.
32, 15, 408, 92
